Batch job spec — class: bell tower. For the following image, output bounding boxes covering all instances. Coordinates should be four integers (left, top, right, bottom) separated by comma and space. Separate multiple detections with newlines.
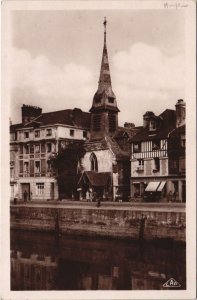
90, 18, 119, 140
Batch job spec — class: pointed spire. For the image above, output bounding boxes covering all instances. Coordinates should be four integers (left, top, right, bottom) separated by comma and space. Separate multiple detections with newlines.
98, 17, 112, 89
90, 18, 119, 113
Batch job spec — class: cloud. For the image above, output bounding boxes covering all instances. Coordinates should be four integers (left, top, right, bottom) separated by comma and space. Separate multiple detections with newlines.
10, 44, 185, 126
112, 43, 185, 125
10, 47, 95, 122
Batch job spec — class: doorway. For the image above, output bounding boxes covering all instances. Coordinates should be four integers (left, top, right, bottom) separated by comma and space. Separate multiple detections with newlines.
21, 183, 30, 201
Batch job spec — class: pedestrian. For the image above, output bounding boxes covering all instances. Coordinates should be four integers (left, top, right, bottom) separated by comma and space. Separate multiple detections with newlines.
23, 190, 28, 202
89, 190, 93, 202
92, 191, 97, 202
86, 190, 90, 202
97, 196, 101, 208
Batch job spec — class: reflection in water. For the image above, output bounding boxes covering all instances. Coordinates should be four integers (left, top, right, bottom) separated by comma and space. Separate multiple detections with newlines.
11, 230, 186, 290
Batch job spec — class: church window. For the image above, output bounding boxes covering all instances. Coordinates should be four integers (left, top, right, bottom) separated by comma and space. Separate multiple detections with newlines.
108, 97, 114, 104
95, 98, 101, 104
108, 113, 116, 132
90, 153, 98, 172
93, 114, 101, 131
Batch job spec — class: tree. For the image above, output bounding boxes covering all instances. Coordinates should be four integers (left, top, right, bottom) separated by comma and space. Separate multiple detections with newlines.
52, 140, 85, 199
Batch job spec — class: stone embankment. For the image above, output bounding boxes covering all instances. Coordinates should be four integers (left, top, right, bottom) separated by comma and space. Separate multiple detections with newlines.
10, 201, 186, 242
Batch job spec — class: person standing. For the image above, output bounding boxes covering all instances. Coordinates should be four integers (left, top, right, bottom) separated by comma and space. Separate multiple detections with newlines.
86, 190, 90, 202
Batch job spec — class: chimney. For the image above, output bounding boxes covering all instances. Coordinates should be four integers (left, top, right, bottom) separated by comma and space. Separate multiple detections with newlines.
175, 99, 185, 127
124, 122, 135, 129
22, 104, 42, 125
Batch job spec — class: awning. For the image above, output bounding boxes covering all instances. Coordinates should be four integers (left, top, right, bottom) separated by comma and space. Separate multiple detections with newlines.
157, 181, 166, 192
145, 181, 160, 192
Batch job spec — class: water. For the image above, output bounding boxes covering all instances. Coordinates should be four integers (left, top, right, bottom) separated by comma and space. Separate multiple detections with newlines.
11, 229, 186, 290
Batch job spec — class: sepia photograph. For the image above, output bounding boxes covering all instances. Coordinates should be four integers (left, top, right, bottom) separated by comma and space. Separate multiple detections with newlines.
1, 0, 196, 299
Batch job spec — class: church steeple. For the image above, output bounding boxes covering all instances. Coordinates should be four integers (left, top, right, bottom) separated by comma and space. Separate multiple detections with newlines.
90, 18, 119, 140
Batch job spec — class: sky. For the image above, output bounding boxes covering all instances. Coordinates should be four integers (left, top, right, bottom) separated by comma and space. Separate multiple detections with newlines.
10, 9, 185, 126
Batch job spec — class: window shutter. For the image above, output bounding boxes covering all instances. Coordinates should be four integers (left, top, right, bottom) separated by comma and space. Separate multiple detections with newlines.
41, 159, 46, 176
30, 160, 34, 176
20, 145, 23, 154
19, 160, 23, 173
41, 143, 45, 153
30, 145, 34, 154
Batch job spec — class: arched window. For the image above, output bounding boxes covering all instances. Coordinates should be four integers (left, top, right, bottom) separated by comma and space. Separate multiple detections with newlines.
90, 153, 98, 172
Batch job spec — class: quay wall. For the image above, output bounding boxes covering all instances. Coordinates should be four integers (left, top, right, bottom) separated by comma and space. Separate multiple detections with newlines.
10, 205, 186, 242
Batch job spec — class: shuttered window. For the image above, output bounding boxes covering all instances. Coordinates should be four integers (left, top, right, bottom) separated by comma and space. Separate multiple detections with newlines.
30, 145, 34, 154
41, 159, 46, 176
41, 143, 45, 153
30, 160, 34, 176
19, 145, 23, 154
19, 160, 23, 173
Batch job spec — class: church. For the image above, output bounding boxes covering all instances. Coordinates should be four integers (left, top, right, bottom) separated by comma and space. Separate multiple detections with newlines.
77, 18, 139, 201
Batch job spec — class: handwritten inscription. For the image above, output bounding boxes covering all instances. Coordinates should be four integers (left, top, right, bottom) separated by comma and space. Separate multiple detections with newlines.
164, 2, 188, 9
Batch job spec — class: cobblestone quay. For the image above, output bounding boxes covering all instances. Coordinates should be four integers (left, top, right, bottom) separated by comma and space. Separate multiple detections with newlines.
10, 201, 185, 242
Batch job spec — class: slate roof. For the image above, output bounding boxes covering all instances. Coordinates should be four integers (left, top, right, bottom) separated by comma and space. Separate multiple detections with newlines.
80, 171, 111, 187
105, 136, 130, 160
114, 126, 142, 139
84, 136, 130, 160
10, 123, 23, 133
131, 109, 176, 142
11, 108, 91, 130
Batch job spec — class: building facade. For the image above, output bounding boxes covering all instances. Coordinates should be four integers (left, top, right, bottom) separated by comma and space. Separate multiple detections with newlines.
10, 106, 90, 201
130, 99, 186, 202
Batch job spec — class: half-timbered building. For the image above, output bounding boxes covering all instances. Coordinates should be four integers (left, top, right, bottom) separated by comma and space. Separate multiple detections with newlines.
130, 99, 186, 202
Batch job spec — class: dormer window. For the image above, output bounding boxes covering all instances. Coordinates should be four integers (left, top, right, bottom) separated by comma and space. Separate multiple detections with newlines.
24, 132, 29, 139
46, 129, 52, 136
149, 120, 156, 131
35, 130, 40, 138
133, 142, 141, 153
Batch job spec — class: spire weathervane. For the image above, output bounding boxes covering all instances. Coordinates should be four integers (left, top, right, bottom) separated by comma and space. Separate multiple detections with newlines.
103, 17, 107, 45
103, 17, 107, 32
